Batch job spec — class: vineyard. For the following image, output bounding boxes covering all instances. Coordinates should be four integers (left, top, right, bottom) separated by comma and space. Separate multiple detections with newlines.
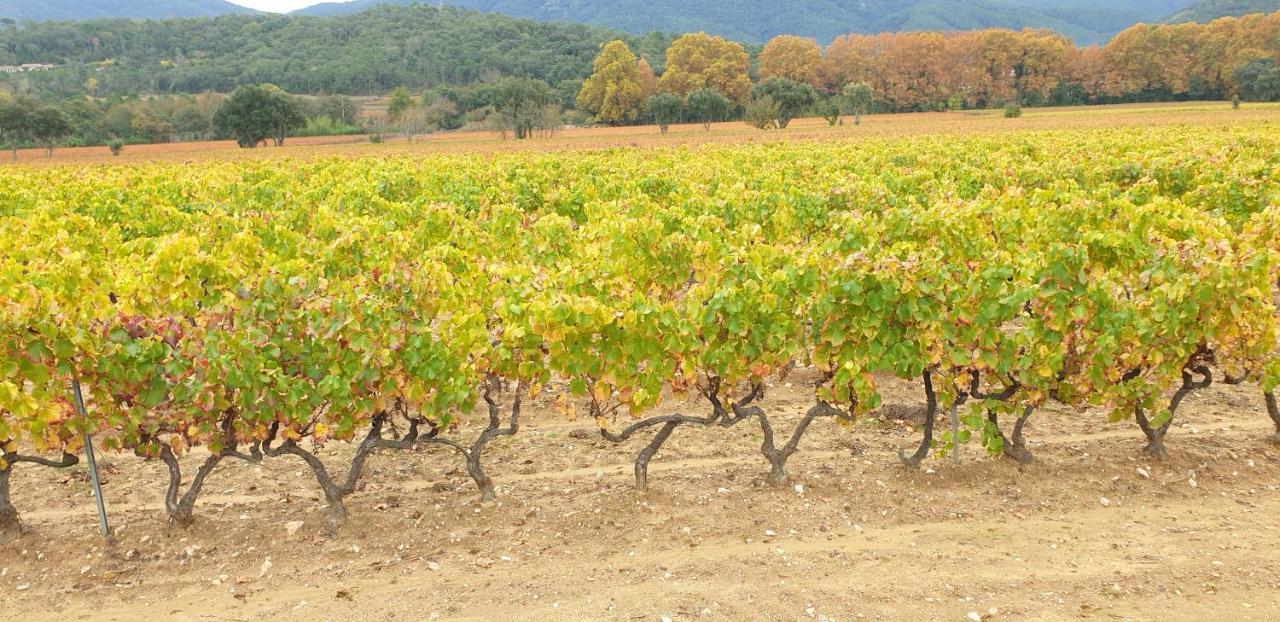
1, 119, 1280, 619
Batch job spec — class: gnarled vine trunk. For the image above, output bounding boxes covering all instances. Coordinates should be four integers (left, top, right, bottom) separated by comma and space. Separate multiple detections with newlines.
0, 463, 18, 534
899, 370, 939, 470
262, 413, 416, 533
422, 378, 522, 501
988, 406, 1035, 465
137, 414, 263, 528
595, 378, 756, 492
1265, 390, 1279, 444
1134, 365, 1211, 460
711, 382, 845, 486
752, 401, 844, 485
599, 409, 720, 491
0, 451, 79, 536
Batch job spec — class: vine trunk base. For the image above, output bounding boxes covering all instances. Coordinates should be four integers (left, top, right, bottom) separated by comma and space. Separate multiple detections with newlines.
899, 372, 939, 470
1265, 391, 1278, 444
0, 467, 18, 535
992, 407, 1036, 466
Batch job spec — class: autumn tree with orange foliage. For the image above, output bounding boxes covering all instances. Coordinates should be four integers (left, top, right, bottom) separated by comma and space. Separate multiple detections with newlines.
759, 35, 824, 88
1098, 14, 1279, 99
820, 34, 886, 92
658, 32, 752, 103
810, 13, 1280, 112
872, 32, 951, 111
637, 57, 658, 101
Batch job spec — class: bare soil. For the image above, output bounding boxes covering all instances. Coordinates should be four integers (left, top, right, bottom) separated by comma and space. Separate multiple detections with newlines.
10, 102, 1280, 166
2, 369, 1279, 621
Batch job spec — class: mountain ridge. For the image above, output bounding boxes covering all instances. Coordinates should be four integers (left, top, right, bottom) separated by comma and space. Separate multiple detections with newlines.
5, 1, 1200, 45
293, 0, 1199, 44
0, 0, 257, 21
1166, 0, 1280, 22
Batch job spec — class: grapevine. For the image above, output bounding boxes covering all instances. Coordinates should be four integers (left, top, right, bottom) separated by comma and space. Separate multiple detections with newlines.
1, 123, 1278, 534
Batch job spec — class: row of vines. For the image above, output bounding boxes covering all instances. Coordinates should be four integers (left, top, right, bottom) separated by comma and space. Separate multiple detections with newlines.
2, 123, 1279, 535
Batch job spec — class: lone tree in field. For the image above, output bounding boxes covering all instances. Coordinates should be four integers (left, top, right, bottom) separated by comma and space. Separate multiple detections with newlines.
843, 82, 874, 125
487, 77, 557, 140
686, 88, 730, 132
744, 94, 780, 130
399, 107, 431, 142
387, 86, 415, 122
214, 85, 306, 148
27, 106, 71, 158
0, 95, 36, 160
647, 92, 683, 134
750, 77, 816, 129
577, 40, 645, 124
819, 98, 842, 126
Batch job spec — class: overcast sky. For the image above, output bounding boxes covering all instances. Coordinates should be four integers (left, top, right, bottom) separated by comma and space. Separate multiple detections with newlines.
231, 0, 345, 12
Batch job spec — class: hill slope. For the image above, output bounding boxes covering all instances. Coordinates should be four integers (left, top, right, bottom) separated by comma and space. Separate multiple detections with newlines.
0, 0, 256, 21
1166, 0, 1280, 21
0, 5, 671, 97
296, 0, 1197, 44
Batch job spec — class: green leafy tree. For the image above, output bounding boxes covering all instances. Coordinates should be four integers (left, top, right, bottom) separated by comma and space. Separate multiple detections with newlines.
485, 77, 557, 139
842, 82, 873, 125
685, 88, 729, 132
750, 77, 816, 129
104, 104, 135, 141
59, 98, 109, 146
647, 92, 683, 134
423, 96, 460, 129
577, 40, 644, 124
213, 85, 306, 148
818, 98, 842, 126
744, 95, 781, 130
0, 95, 35, 160
1235, 59, 1280, 102
387, 86, 415, 122
28, 107, 72, 158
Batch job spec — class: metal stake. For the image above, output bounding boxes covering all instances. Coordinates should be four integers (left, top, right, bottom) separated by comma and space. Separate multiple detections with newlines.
71, 378, 110, 538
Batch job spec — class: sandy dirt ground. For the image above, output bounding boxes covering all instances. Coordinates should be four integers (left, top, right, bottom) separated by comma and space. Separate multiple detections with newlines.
2, 369, 1278, 621
7, 101, 1280, 166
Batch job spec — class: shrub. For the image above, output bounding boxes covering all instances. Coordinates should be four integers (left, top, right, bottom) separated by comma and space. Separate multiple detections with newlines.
744, 95, 781, 130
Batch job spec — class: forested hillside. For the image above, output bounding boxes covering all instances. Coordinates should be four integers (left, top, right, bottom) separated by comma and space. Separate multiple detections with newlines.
0, 0, 1205, 45
0, 0, 255, 22
0, 6, 674, 96
298, 0, 1196, 44
1167, 0, 1280, 21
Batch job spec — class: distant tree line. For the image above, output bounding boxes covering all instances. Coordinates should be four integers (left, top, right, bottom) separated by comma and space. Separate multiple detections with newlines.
575, 13, 1280, 128
3, 9, 1280, 152
572, 13, 1280, 132
0, 88, 364, 156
